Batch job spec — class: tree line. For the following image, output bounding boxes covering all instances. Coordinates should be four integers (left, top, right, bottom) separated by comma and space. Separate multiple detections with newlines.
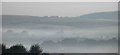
1, 44, 49, 55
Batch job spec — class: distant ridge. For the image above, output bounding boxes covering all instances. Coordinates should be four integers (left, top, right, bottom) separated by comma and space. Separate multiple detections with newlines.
2, 11, 118, 19
79, 11, 118, 19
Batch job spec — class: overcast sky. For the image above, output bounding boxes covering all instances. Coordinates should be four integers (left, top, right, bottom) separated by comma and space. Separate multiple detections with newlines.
1, 0, 119, 2
2, 2, 118, 17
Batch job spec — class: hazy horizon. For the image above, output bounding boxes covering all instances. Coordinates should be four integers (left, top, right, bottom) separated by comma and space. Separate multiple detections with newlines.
2, 2, 118, 53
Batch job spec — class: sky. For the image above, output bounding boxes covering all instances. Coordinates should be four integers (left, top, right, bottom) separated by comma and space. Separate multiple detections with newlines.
1, 2, 119, 53
2, 2, 118, 17
1, 0, 120, 2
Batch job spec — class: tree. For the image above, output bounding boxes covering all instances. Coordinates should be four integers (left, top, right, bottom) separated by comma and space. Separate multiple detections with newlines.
2, 44, 6, 53
29, 44, 42, 55
8, 44, 27, 53
0, 44, 2, 54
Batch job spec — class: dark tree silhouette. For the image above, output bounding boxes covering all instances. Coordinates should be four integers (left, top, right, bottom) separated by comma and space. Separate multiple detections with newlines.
30, 44, 42, 55
2, 44, 7, 53
1, 43, 49, 55
8, 44, 27, 53
2, 44, 5, 52
0, 44, 2, 54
